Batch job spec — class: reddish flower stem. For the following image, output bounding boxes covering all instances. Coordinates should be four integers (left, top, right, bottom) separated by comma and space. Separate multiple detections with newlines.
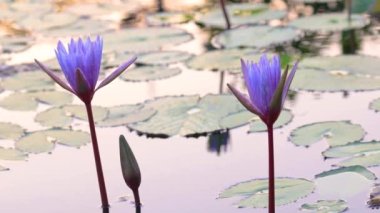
267, 124, 275, 213
85, 103, 109, 209
219, 0, 231, 30
133, 189, 141, 213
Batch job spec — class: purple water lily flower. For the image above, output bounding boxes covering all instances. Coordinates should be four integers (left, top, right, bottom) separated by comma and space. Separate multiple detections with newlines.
228, 54, 298, 126
35, 36, 136, 104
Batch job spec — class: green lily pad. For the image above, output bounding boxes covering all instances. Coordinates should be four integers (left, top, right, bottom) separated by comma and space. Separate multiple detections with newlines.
367, 184, 380, 209
292, 68, 380, 92
315, 166, 376, 180
35, 105, 108, 128
18, 12, 78, 31
0, 147, 27, 161
0, 165, 9, 171
0, 91, 73, 111
289, 13, 370, 32
102, 52, 136, 69
146, 12, 193, 26
323, 141, 380, 158
128, 94, 247, 137
300, 55, 380, 77
369, 97, 380, 112
300, 200, 348, 213
15, 129, 90, 154
137, 51, 194, 65
212, 25, 300, 49
197, 3, 286, 29
97, 105, 156, 127
103, 27, 193, 53
0, 71, 55, 91
337, 152, 380, 168
120, 66, 181, 82
42, 18, 114, 37
0, 35, 35, 53
249, 110, 293, 132
0, 122, 25, 140
186, 48, 259, 74
219, 178, 315, 208
289, 121, 365, 147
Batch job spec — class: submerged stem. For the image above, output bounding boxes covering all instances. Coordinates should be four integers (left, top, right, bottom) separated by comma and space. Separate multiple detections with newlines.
219, 0, 231, 30
133, 189, 141, 213
85, 103, 109, 208
267, 124, 275, 213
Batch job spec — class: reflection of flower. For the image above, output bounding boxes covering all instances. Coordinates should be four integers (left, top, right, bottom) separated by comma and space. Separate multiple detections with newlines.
208, 131, 230, 156
228, 54, 298, 126
35, 36, 136, 104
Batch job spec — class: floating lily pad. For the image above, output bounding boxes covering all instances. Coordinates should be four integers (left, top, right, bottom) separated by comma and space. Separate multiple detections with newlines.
128, 94, 247, 137
249, 110, 293, 132
137, 51, 194, 65
323, 141, 380, 158
103, 27, 193, 53
219, 178, 315, 208
212, 25, 300, 49
0, 122, 25, 140
18, 12, 78, 31
0, 147, 27, 161
0, 165, 9, 171
369, 97, 380, 112
290, 121, 365, 147
120, 66, 181, 82
292, 68, 380, 92
0, 71, 55, 91
65, 2, 139, 17
15, 129, 90, 154
300, 200, 348, 213
42, 18, 114, 37
315, 166, 376, 180
146, 12, 193, 26
102, 52, 136, 69
186, 48, 259, 74
197, 3, 287, 29
337, 152, 380, 168
0, 91, 73, 111
35, 105, 108, 128
97, 105, 156, 127
367, 184, 380, 209
0, 35, 34, 53
300, 55, 380, 77
289, 13, 369, 32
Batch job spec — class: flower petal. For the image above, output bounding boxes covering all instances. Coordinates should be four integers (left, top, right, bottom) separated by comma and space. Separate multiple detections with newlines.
281, 61, 299, 106
96, 56, 137, 91
227, 84, 263, 117
34, 59, 75, 94
269, 65, 289, 123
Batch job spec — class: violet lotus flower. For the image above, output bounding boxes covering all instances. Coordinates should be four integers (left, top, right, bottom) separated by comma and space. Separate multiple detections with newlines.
227, 54, 298, 213
35, 36, 136, 104
34, 36, 137, 209
227, 54, 298, 126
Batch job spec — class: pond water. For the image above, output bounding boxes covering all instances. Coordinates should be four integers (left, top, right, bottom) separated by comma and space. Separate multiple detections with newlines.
1, 0, 380, 212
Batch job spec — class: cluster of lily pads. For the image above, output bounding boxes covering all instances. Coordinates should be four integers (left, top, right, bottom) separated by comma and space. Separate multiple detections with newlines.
1, 0, 380, 212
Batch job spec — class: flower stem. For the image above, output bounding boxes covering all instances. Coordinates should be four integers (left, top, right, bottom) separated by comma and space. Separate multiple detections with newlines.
267, 124, 275, 213
133, 189, 141, 213
85, 103, 109, 208
219, 0, 231, 30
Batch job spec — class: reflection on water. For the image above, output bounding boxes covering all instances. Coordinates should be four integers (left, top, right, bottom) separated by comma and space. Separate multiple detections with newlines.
207, 130, 230, 155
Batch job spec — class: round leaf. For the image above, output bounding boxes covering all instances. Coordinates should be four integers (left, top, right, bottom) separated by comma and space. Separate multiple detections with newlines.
289, 121, 365, 147
289, 13, 370, 32
97, 105, 156, 127
137, 51, 193, 65
0, 147, 27, 161
120, 66, 181, 82
212, 25, 300, 49
300, 200, 348, 213
219, 178, 315, 208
